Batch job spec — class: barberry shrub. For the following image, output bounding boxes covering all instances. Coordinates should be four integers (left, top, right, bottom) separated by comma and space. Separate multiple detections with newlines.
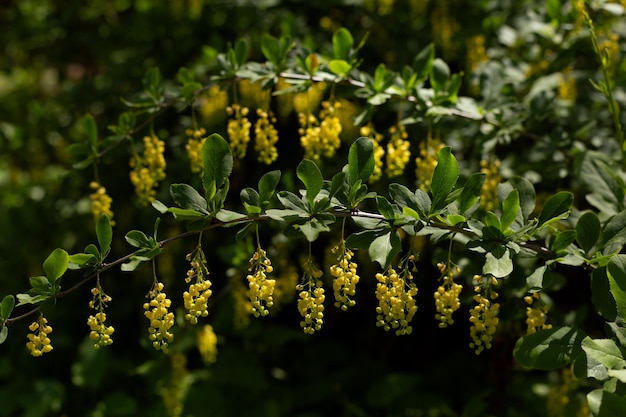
2, 1, 626, 416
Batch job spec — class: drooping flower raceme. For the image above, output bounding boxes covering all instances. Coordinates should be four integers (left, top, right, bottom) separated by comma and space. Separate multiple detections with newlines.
26, 315, 53, 357
87, 282, 115, 349
330, 243, 360, 311
297, 260, 325, 335
247, 248, 276, 318
469, 274, 500, 354
129, 134, 166, 205
144, 282, 175, 352
183, 248, 212, 324
433, 262, 463, 328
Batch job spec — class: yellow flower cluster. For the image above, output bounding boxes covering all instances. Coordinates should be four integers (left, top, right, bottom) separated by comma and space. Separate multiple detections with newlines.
297, 262, 325, 334
480, 159, 501, 212
359, 123, 385, 183
247, 248, 276, 318
226, 104, 252, 159
375, 263, 418, 335
433, 262, 463, 328
198, 85, 228, 123
26, 315, 53, 357
385, 124, 411, 178
89, 181, 114, 224
469, 274, 500, 354
524, 292, 552, 334
144, 282, 175, 352
465, 35, 488, 73
183, 249, 212, 324
230, 273, 252, 329
254, 109, 279, 165
185, 127, 207, 173
197, 324, 218, 365
129, 134, 166, 205
557, 67, 577, 102
330, 243, 360, 311
298, 101, 343, 162
430, 0, 460, 60
160, 353, 189, 417
547, 367, 588, 417
292, 82, 326, 115
415, 136, 444, 191
87, 285, 115, 348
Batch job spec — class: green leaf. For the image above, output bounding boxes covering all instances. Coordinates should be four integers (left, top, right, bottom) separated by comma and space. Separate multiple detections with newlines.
537, 191, 573, 228
296, 218, 331, 242
526, 266, 554, 291
346, 229, 384, 250
348, 137, 375, 187
430, 147, 458, 213
430, 58, 450, 92
333, 28, 354, 61
582, 337, 626, 370
143, 67, 163, 103
458, 172, 485, 214
241, 188, 261, 214
577, 211, 601, 254
297, 159, 323, 207
369, 231, 401, 268
29, 276, 50, 292
277, 191, 307, 212
82, 113, 98, 150
202, 133, 233, 202
0, 325, 7, 344
170, 183, 209, 213
167, 207, 206, 221
376, 196, 396, 220
234, 38, 248, 67
412, 43, 434, 79
607, 256, 626, 319
329, 60, 352, 77
484, 248, 513, 278
509, 176, 536, 222
258, 170, 281, 204
125, 230, 151, 249
43, 248, 69, 282
96, 214, 112, 257
513, 326, 586, 370
587, 389, 626, 417
592, 267, 618, 321
261, 34, 280, 67
500, 190, 520, 231
600, 211, 626, 254
389, 183, 423, 218
1, 295, 15, 320
551, 230, 577, 254
68, 253, 97, 269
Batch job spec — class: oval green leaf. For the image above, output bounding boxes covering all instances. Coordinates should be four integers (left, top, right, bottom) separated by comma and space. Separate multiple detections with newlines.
513, 326, 586, 370
43, 248, 69, 282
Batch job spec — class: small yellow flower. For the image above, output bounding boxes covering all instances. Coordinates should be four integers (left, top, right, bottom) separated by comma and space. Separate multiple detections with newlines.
480, 159, 501, 212
299, 100, 342, 161
524, 292, 552, 335
385, 124, 411, 178
247, 248, 276, 317
197, 324, 218, 365
375, 264, 418, 336
469, 274, 500, 354
330, 243, 360, 311
26, 315, 53, 357
254, 109, 279, 165
433, 262, 463, 328
226, 104, 252, 159
130, 134, 166, 205
87, 281, 115, 349
143, 282, 175, 352
415, 136, 444, 192
183, 248, 213, 324
185, 127, 207, 173
89, 181, 114, 224
297, 260, 325, 334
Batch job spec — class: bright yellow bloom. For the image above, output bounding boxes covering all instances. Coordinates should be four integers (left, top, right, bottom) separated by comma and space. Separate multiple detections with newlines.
87, 283, 114, 348
465, 35, 488, 73
129, 134, 166, 205
469, 275, 500, 354
434, 262, 463, 328
375, 266, 418, 336
330, 243, 360, 311
415, 136, 444, 191
185, 127, 207, 173
197, 324, 218, 365
143, 282, 175, 352
524, 292, 552, 334
183, 248, 213, 324
385, 124, 411, 178
297, 260, 325, 334
160, 353, 189, 417
198, 85, 228, 124
247, 248, 276, 318
480, 159, 501, 212
226, 104, 252, 159
254, 109, 279, 165
89, 181, 114, 224
298, 101, 343, 162
292, 82, 326, 115
26, 315, 53, 357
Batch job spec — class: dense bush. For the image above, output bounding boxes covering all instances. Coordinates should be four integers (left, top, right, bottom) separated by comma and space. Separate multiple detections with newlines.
2, 1, 626, 416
